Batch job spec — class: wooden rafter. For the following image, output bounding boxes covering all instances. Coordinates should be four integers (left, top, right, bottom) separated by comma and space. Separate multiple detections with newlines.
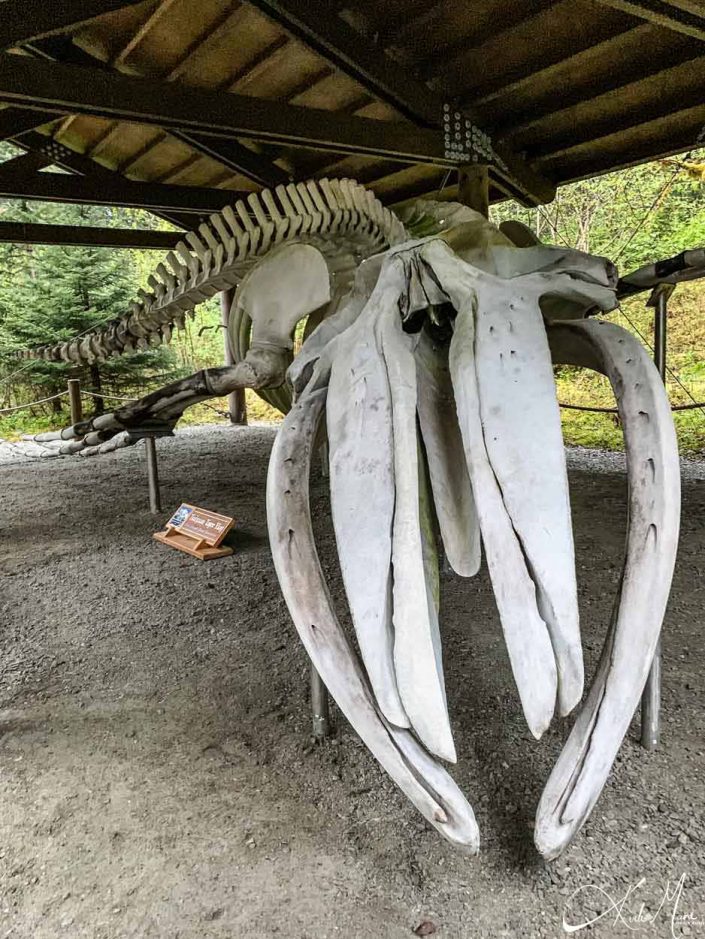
22, 35, 288, 190
0, 53, 459, 164
8, 130, 193, 228
245, 0, 555, 205
0, 0, 151, 51
0, 162, 243, 212
594, 0, 705, 41
246, 0, 439, 124
0, 220, 182, 248
0, 107, 59, 142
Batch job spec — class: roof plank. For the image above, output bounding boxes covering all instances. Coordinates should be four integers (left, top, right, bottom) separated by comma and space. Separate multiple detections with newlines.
594, 0, 705, 41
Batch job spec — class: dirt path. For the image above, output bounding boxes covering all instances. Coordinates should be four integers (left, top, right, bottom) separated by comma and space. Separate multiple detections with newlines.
1, 425, 703, 938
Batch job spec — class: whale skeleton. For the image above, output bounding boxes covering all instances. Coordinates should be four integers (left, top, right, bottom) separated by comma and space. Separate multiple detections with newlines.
18, 181, 682, 859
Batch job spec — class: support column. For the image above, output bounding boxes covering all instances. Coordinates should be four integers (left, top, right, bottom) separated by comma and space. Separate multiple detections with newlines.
311, 664, 331, 740
641, 285, 670, 750
458, 164, 489, 218
145, 436, 161, 515
67, 378, 82, 425
220, 288, 247, 425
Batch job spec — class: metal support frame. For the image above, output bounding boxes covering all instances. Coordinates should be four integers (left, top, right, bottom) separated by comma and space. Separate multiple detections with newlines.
220, 289, 247, 426
310, 664, 331, 740
640, 283, 672, 749
144, 436, 162, 515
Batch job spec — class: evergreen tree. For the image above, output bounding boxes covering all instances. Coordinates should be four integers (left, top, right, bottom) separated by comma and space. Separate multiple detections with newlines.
0, 174, 176, 414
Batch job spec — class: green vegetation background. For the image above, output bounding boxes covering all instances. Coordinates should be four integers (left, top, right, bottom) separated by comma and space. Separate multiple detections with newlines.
0, 143, 703, 454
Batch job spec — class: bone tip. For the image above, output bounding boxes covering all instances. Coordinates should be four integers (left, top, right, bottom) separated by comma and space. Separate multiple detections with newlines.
557, 678, 584, 719
534, 819, 573, 861
528, 710, 554, 741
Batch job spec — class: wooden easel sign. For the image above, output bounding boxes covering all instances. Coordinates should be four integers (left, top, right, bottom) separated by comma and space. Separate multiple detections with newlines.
153, 503, 234, 561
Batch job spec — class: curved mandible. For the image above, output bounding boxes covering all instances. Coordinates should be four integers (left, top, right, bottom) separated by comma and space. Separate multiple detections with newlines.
267, 383, 480, 851
537, 318, 680, 859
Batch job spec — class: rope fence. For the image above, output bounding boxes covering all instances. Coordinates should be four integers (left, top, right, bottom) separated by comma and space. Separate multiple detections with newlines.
0, 387, 137, 415
2, 386, 702, 419
559, 400, 705, 414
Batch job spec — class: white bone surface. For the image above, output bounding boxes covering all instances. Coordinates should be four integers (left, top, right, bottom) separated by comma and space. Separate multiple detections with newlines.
535, 319, 680, 859
415, 327, 481, 577
377, 263, 456, 763
326, 283, 408, 728
267, 385, 479, 850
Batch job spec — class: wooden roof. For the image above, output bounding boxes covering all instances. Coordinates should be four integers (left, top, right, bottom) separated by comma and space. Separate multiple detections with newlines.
1, 0, 704, 220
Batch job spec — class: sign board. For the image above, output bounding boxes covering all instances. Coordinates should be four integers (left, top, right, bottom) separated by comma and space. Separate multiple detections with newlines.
154, 502, 234, 560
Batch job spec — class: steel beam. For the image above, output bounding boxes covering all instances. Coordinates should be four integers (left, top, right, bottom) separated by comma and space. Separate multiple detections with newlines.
0, 53, 450, 163
0, 220, 183, 248
9, 130, 193, 229
247, 0, 440, 125
171, 130, 290, 188
25, 35, 290, 190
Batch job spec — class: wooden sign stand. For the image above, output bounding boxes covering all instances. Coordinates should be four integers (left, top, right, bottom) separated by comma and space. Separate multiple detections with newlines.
153, 503, 234, 561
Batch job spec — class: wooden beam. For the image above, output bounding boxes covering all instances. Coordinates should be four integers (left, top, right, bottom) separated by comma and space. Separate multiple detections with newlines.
538, 101, 705, 180
0, 106, 59, 142
0, 220, 182, 248
18, 38, 288, 196
10, 130, 193, 228
526, 57, 705, 160
247, 0, 440, 125
0, 167, 243, 212
0, 1, 151, 51
21, 33, 290, 191
457, 165, 489, 218
594, 0, 705, 41
170, 131, 290, 188
245, 0, 555, 205
0, 52, 451, 165
482, 24, 701, 137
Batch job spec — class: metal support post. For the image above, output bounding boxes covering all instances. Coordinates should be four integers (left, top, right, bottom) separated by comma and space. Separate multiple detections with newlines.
640, 285, 671, 750
220, 288, 247, 425
311, 664, 331, 740
67, 378, 82, 425
319, 440, 329, 479
144, 436, 161, 515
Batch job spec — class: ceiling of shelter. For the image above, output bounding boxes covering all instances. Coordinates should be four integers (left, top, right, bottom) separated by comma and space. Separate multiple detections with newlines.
0, 0, 704, 219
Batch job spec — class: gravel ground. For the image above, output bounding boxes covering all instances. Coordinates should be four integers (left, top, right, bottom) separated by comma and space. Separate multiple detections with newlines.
0, 424, 703, 939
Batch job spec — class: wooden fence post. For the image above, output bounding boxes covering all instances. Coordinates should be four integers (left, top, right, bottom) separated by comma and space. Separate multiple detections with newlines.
67, 378, 82, 424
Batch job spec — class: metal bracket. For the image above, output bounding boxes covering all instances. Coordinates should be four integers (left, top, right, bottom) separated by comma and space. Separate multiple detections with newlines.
442, 102, 507, 171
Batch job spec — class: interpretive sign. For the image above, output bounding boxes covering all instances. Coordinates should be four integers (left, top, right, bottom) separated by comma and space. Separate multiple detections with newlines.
153, 503, 234, 560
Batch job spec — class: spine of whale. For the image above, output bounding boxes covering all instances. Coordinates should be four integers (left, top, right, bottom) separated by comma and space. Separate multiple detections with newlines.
21, 179, 408, 366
